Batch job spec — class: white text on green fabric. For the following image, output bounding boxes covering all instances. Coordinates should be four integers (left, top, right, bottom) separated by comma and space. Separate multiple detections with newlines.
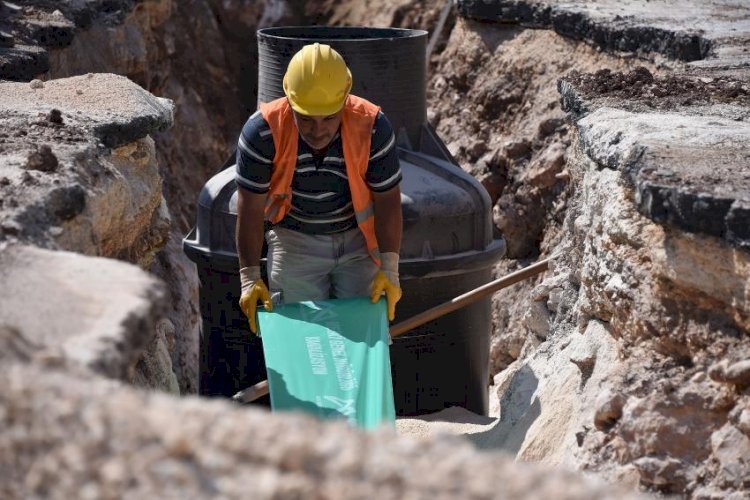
305, 336, 328, 375
327, 330, 358, 391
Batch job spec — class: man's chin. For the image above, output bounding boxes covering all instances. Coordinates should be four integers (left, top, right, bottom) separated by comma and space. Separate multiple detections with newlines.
305, 138, 330, 150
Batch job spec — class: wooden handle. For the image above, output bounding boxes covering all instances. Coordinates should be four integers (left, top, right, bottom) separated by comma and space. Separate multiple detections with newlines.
390, 258, 551, 338
231, 257, 551, 403
232, 379, 269, 404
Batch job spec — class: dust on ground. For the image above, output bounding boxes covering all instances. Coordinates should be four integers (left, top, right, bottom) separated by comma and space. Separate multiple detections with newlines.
397, 407, 508, 451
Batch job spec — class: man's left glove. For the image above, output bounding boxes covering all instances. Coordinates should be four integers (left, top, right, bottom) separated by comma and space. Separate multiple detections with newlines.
238, 266, 273, 335
370, 252, 402, 321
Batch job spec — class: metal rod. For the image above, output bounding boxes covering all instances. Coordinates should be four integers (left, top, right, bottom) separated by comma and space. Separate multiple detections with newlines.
232, 257, 552, 404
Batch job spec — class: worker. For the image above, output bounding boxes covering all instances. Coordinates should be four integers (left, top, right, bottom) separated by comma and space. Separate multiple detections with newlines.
235, 43, 403, 334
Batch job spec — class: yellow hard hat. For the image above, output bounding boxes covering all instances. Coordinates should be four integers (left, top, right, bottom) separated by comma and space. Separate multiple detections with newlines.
283, 43, 352, 116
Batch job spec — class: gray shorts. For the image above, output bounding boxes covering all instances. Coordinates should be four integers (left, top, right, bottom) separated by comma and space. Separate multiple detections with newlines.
265, 226, 379, 305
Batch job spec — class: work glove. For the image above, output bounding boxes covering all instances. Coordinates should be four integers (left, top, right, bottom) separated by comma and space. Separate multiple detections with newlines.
370, 252, 402, 322
238, 266, 272, 335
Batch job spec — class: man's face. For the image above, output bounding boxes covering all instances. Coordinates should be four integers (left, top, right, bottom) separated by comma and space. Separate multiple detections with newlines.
292, 108, 343, 151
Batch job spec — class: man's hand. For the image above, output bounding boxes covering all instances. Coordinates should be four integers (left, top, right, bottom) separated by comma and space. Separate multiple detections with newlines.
239, 266, 273, 334
370, 252, 401, 321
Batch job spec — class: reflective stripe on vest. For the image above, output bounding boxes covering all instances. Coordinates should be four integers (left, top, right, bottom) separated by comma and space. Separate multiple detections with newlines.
259, 95, 382, 265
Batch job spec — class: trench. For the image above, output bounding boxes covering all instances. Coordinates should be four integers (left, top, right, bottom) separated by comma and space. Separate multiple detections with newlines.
2, 0, 750, 498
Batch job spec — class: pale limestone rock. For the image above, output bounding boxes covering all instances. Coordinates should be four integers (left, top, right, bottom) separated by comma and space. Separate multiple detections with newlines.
593, 390, 625, 431
710, 424, 750, 488
148, 233, 200, 394
0, 75, 173, 263
632, 456, 691, 490
523, 300, 551, 340
490, 320, 619, 465
55, 136, 169, 262
132, 318, 180, 394
0, 244, 166, 381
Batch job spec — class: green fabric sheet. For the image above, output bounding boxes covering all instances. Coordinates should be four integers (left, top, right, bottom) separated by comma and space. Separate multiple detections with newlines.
258, 297, 395, 429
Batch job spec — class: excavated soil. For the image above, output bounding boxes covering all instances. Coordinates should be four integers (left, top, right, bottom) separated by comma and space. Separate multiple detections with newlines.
567, 67, 750, 110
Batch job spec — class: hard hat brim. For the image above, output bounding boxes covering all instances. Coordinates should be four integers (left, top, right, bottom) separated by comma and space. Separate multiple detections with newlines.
287, 97, 348, 117
283, 68, 353, 117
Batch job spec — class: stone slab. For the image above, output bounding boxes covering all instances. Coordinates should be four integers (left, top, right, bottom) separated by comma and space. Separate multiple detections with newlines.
0, 74, 173, 248
0, 244, 167, 380
0, 73, 174, 148
456, 0, 750, 68
559, 70, 750, 248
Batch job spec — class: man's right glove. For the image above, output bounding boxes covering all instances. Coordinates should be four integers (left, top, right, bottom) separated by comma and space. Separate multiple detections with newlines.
238, 266, 272, 334
370, 252, 402, 322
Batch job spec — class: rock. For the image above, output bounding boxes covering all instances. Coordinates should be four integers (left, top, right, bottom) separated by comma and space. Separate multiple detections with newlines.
456, 1, 747, 63
709, 360, 750, 386
618, 388, 726, 466
131, 318, 180, 394
0, 361, 646, 500
1, 221, 22, 235
465, 138, 488, 160
632, 456, 689, 491
30, 79, 44, 89
526, 142, 566, 189
0, 245, 167, 380
48, 108, 64, 124
732, 404, 750, 437
0, 30, 13, 48
593, 390, 625, 431
48, 184, 86, 220
724, 360, 750, 386
0, 74, 174, 149
547, 287, 564, 312
0, 45, 50, 81
24, 145, 59, 172
0, 325, 35, 364
492, 194, 545, 259
538, 117, 565, 138
503, 139, 532, 159
523, 300, 551, 340
710, 424, 750, 488
558, 84, 750, 249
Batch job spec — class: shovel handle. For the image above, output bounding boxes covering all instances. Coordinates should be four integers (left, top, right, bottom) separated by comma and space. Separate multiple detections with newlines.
231, 257, 552, 403
390, 257, 551, 338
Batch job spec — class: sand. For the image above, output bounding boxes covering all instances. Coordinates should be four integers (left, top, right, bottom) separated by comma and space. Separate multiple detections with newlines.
396, 406, 508, 450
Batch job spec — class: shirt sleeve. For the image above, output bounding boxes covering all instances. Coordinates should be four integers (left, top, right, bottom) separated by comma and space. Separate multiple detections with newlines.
365, 111, 401, 193
235, 110, 275, 193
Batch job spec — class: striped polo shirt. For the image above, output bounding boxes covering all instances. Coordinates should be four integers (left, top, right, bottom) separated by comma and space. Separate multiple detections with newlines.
235, 109, 402, 234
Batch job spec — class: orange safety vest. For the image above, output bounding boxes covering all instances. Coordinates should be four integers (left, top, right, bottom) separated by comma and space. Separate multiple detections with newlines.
259, 94, 382, 265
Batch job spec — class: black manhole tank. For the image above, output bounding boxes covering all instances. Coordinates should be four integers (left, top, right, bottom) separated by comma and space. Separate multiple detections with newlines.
184, 26, 505, 416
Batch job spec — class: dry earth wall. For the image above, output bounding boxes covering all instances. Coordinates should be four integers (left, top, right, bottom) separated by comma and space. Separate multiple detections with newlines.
447, 0, 750, 497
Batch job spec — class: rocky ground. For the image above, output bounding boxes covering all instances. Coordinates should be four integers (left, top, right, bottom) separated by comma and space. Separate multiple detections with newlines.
2, 0, 750, 498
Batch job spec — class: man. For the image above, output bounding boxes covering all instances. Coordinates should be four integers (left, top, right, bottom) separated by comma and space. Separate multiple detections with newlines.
235, 43, 403, 334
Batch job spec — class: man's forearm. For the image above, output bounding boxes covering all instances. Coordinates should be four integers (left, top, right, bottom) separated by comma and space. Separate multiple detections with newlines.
373, 186, 402, 255
236, 190, 268, 268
